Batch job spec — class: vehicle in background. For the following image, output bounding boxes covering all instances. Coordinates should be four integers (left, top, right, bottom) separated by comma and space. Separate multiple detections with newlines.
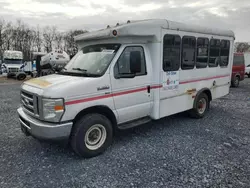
231, 53, 245, 87
244, 52, 250, 78
17, 19, 235, 158
1, 50, 26, 80
30, 50, 70, 77
23, 61, 35, 75
0, 60, 2, 74
245, 64, 250, 78
40, 50, 70, 76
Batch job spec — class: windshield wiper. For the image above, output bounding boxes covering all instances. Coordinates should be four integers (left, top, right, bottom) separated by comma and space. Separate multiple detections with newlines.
72, 68, 87, 72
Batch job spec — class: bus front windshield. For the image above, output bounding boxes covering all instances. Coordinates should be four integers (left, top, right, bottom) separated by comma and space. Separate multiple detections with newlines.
61, 44, 121, 77
4, 59, 23, 64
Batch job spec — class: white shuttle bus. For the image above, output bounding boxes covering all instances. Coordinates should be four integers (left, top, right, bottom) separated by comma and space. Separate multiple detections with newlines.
17, 19, 234, 158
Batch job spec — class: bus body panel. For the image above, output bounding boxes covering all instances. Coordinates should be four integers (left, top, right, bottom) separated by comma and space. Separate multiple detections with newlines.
158, 29, 234, 118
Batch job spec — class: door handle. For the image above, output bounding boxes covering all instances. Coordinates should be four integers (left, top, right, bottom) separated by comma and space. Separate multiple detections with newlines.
147, 85, 150, 93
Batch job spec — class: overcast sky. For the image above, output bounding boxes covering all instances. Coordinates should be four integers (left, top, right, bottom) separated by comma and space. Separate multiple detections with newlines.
0, 0, 250, 41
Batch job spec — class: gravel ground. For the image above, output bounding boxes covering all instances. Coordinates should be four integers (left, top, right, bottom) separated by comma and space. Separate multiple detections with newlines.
0, 79, 250, 188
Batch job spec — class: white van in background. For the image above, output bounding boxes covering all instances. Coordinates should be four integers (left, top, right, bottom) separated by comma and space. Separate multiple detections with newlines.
244, 52, 250, 77
17, 19, 235, 158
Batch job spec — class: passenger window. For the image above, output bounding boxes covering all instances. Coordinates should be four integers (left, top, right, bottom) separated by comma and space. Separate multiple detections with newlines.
209, 39, 220, 67
220, 40, 230, 67
114, 46, 146, 77
181, 36, 196, 70
196, 38, 209, 69
163, 35, 181, 71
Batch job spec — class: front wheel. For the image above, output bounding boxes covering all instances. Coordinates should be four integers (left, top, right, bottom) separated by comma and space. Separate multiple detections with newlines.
248, 74, 250, 78
17, 73, 26, 81
189, 93, 209, 119
70, 114, 113, 158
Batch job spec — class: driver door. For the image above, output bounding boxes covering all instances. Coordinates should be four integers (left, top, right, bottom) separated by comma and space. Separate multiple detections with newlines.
110, 45, 152, 124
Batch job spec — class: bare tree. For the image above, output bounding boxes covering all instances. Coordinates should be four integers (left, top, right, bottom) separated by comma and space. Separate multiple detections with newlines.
235, 42, 250, 53
0, 19, 5, 57
64, 30, 87, 56
55, 32, 64, 50
43, 26, 57, 52
2, 21, 14, 51
0, 18, 89, 59
34, 25, 43, 52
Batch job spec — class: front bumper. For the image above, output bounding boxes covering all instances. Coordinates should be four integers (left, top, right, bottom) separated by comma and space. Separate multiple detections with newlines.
17, 107, 73, 140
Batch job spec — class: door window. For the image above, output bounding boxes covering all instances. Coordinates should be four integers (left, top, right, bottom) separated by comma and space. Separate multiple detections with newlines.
114, 46, 147, 77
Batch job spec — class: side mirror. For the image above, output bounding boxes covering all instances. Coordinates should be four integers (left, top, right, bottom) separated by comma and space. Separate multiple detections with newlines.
130, 51, 141, 73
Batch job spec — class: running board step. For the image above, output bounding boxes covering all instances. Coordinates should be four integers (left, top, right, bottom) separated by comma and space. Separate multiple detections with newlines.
118, 117, 151, 130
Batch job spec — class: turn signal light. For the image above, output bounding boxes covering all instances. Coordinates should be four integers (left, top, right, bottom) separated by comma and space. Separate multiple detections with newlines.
54, 105, 64, 111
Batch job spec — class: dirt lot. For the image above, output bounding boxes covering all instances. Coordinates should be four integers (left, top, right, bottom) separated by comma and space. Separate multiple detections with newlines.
0, 78, 250, 188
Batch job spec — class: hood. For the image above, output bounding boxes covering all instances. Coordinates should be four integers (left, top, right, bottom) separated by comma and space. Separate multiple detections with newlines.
25, 74, 80, 88
23, 74, 110, 99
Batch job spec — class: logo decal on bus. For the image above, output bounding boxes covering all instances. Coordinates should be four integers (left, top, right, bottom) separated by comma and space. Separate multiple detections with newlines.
163, 71, 179, 90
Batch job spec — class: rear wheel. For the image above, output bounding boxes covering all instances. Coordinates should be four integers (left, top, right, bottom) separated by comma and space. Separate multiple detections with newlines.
231, 76, 240, 87
70, 114, 113, 158
189, 93, 209, 119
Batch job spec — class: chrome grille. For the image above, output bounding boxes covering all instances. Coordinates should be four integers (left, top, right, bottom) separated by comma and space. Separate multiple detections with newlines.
21, 90, 39, 117
8, 68, 19, 73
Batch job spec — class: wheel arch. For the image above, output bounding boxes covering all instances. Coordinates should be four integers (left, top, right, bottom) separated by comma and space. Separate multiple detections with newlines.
73, 105, 118, 130
193, 88, 212, 108
235, 73, 241, 79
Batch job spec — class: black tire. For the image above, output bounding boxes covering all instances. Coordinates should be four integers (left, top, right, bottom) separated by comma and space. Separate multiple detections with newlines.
231, 76, 240, 87
17, 74, 26, 81
70, 113, 113, 158
248, 74, 250, 78
189, 93, 209, 119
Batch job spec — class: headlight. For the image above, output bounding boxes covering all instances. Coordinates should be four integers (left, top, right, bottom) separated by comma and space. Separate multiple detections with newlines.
42, 98, 65, 122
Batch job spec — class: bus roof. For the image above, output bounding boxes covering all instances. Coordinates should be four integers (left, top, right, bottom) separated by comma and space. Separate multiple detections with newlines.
75, 19, 235, 42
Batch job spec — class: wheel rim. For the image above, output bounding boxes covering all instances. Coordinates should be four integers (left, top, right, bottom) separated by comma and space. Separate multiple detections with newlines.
234, 78, 239, 86
84, 124, 107, 150
19, 75, 25, 80
198, 98, 207, 114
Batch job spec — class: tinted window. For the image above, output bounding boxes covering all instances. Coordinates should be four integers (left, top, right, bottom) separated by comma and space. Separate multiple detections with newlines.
181, 36, 196, 70
209, 39, 220, 67
114, 46, 146, 76
163, 35, 181, 71
220, 40, 230, 67
196, 38, 209, 69
233, 55, 245, 66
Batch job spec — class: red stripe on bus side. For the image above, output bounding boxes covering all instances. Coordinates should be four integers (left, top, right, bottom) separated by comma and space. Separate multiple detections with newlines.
179, 74, 230, 84
65, 74, 229, 106
65, 86, 162, 105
